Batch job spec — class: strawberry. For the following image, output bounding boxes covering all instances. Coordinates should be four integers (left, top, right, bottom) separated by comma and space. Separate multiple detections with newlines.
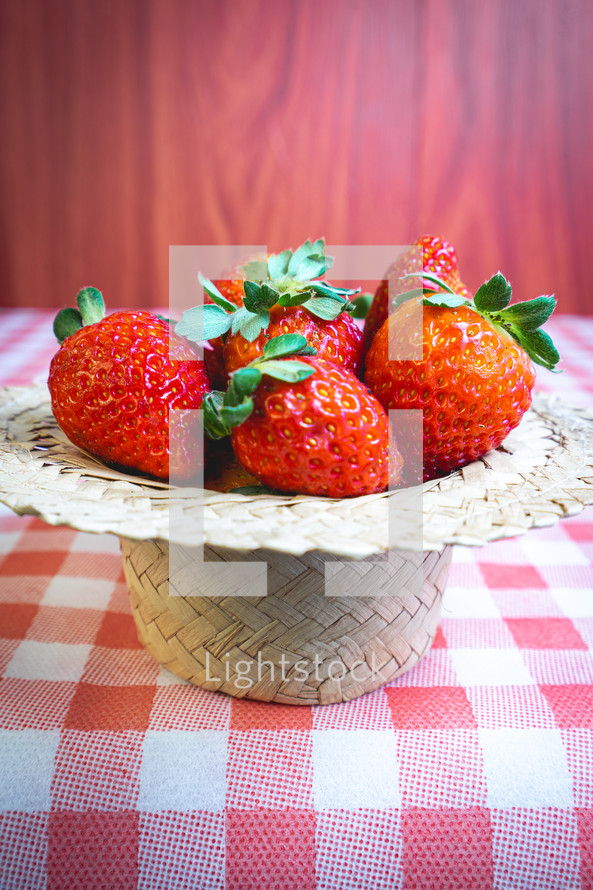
364, 234, 470, 350
48, 288, 211, 481
222, 304, 364, 376
203, 438, 261, 492
364, 272, 559, 482
202, 334, 399, 498
177, 239, 364, 377
210, 252, 269, 308
204, 253, 270, 388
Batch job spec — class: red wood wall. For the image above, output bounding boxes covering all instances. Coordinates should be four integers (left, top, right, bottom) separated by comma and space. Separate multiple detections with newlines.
1, 0, 592, 313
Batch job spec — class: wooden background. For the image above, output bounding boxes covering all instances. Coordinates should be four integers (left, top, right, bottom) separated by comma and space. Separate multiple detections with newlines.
1, 0, 592, 313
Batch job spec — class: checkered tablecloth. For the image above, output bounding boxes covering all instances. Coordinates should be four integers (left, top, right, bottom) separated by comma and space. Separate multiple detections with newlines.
1, 310, 592, 889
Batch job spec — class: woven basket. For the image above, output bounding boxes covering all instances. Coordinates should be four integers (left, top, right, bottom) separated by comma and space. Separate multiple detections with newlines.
2, 384, 593, 703
121, 538, 451, 704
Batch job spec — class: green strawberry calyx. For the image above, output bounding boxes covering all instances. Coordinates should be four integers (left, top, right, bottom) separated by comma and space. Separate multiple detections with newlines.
175, 238, 361, 346
202, 333, 316, 439
53, 287, 106, 343
397, 271, 560, 372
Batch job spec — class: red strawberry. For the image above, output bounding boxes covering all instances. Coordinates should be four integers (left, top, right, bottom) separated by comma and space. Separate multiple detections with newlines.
201, 254, 270, 387
364, 273, 559, 482
210, 252, 269, 308
177, 239, 363, 379
48, 288, 211, 481
364, 234, 470, 349
202, 334, 400, 498
222, 304, 364, 376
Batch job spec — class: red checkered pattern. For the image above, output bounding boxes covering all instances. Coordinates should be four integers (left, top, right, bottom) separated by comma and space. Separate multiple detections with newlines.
0, 312, 593, 888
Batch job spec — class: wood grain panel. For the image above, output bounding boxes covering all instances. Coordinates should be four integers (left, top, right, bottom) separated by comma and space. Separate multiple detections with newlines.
0, 0, 592, 313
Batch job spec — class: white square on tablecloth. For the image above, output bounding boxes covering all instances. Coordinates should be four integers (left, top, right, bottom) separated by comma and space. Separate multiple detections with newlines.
449, 649, 535, 687
519, 538, 590, 567
312, 729, 401, 809
138, 730, 228, 812
479, 728, 574, 807
0, 729, 60, 810
551, 587, 593, 618
69, 532, 121, 554
4, 640, 91, 682
42, 575, 115, 610
0, 532, 22, 555
442, 586, 501, 618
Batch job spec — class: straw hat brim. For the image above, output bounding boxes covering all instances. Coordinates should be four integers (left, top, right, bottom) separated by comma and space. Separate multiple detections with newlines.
1, 384, 592, 557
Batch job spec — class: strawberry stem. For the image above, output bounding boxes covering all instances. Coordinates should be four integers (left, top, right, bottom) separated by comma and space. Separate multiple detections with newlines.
53, 287, 106, 343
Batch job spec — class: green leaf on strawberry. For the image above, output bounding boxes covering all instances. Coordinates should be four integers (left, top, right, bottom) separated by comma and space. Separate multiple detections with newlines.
277, 291, 313, 308
241, 259, 269, 280
495, 295, 556, 330
253, 359, 315, 382
230, 307, 270, 341
201, 334, 317, 439
401, 271, 457, 295
508, 327, 560, 372
473, 272, 512, 311
176, 238, 360, 346
423, 293, 468, 309
76, 287, 105, 325
349, 293, 373, 319
53, 287, 107, 343
176, 304, 232, 341
306, 296, 351, 321
267, 249, 293, 280
198, 273, 239, 312
262, 333, 317, 359
53, 307, 84, 343
242, 281, 281, 313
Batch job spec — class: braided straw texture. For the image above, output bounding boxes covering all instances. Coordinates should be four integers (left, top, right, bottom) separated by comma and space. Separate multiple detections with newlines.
1, 384, 593, 554
121, 537, 451, 704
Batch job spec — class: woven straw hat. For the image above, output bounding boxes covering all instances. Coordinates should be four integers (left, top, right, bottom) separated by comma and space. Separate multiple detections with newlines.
1, 383, 593, 704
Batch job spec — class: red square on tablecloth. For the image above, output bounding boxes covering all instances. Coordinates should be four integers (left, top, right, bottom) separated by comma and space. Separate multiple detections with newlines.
540, 685, 593, 728
0, 550, 66, 577
47, 811, 139, 890
0, 576, 49, 604
564, 522, 593, 543
230, 699, 313, 730
401, 807, 493, 889
576, 808, 593, 888
386, 686, 477, 730
431, 625, 447, 648
13, 526, 77, 551
226, 809, 316, 890
94, 611, 142, 650
506, 618, 587, 650
479, 563, 547, 589
0, 602, 38, 638
64, 683, 155, 731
